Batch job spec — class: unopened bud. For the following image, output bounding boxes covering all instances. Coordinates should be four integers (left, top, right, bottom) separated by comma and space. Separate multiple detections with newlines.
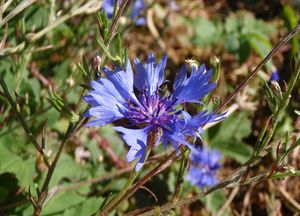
66, 77, 75, 87
283, 80, 288, 92
92, 54, 102, 72
185, 59, 199, 71
283, 165, 296, 174
210, 56, 221, 83
271, 81, 282, 100
210, 56, 220, 67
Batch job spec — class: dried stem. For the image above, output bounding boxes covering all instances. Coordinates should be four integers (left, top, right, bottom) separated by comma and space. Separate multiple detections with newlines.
136, 169, 300, 216
214, 187, 239, 216
277, 186, 300, 212
0, 0, 37, 28
98, 149, 152, 215
172, 149, 189, 203
216, 23, 300, 113
108, 149, 183, 216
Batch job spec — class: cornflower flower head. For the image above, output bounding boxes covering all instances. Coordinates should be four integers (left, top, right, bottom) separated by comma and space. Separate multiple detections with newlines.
83, 53, 224, 171
186, 147, 221, 189
102, 0, 146, 25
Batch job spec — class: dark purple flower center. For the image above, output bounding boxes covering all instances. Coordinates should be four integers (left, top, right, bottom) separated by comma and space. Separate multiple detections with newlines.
127, 90, 177, 129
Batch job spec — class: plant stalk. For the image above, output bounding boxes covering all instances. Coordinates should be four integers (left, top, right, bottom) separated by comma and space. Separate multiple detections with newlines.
99, 148, 152, 215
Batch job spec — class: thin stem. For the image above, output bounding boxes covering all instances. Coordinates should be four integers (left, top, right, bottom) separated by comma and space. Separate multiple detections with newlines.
0, 75, 50, 168
172, 149, 189, 203
215, 187, 239, 216
216, 23, 300, 113
104, 0, 128, 45
136, 168, 300, 216
257, 54, 300, 155
33, 124, 74, 216
97, 0, 129, 67
117, 148, 186, 212
30, 0, 101, 42
99, 148, 152, 215
0, 106, 51, 137
0, 0, 37, 28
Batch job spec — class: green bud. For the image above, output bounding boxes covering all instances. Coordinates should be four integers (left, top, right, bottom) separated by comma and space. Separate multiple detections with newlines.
271, 80, 283, 100
209, 56, 221, 83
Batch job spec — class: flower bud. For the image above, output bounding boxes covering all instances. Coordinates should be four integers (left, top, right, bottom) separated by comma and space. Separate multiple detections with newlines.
92, 54, 102, 72
271, 80, 282, 100
185, 59, 199, 71
210, 56, 221, 83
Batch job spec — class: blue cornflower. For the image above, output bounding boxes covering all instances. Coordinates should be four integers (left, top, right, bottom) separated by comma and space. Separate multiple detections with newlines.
102, 0, 146, 25
186, 147, 221, 189
84, 53, 224, 171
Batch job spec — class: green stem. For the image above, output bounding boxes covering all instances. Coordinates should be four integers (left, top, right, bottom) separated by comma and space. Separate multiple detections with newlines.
99, 148, 152, 215
256, 56, 300, 155
33, 124, 74, 216
0, 74, 50, 168
172, 149, 189, 203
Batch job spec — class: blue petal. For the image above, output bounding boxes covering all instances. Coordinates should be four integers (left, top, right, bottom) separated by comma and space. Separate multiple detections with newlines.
84, 106, 125, 126
103, 61, 140, 105
131, 0, 146, 26
200, 173, 218, 187
88, 91, 127, 111
186, 167, 218, 189
83, 95, 99, 106
207, 149, 221, 166
134, 54, 167, 95
185, 111, 211, 130
172, 65, 216, 105
135, 17, 146, 26
114, 126, 150, 171
168, 133, 197, 153
155, 55, 168, 88
173, 65, 187, 90
185, 167, 202, 185
187, 147, 221, 189
192, 111, 226, 128
90, 79, 126, 105
102, 0, 115, 19
181, 110, 192, 124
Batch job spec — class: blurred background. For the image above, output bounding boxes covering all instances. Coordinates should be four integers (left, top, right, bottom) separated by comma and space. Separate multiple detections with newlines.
0, 0, 300, 215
